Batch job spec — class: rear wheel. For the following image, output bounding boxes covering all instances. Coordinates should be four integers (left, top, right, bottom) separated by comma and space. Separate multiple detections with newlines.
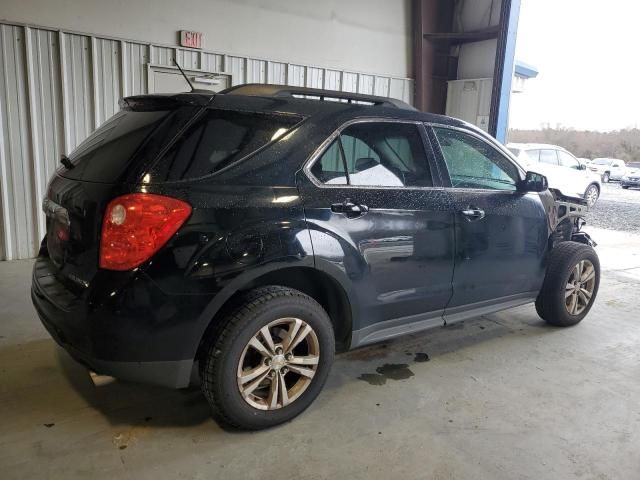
622, 185, 630, 189
201, 286, 335, 430
584, 184, 599, 207
536, 242, 600, 327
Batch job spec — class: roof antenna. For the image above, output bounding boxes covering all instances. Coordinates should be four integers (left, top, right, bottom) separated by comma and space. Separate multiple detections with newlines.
173, 58, 195, 91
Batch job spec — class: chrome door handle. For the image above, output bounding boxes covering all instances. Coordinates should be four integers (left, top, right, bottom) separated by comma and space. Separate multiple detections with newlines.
331, 199, 369, 218
460, 207, 485, 221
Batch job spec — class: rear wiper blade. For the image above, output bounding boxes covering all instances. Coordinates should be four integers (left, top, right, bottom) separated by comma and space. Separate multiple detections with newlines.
60, 154, 75, 170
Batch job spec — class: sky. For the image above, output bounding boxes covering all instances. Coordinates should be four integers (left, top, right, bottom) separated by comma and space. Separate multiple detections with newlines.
509, 0, 640, 132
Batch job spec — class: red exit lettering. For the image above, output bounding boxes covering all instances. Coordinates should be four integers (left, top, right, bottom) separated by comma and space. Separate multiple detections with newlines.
179, 31, 203, 49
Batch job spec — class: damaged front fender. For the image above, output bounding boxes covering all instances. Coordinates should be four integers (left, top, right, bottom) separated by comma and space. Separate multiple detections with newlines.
541, 188, 597, 248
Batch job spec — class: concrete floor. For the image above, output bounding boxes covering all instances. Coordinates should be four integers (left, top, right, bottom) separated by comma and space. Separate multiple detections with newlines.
2, 227, 640, 480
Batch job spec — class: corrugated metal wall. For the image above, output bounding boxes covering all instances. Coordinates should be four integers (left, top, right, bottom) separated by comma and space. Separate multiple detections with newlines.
0, 21, 414, 260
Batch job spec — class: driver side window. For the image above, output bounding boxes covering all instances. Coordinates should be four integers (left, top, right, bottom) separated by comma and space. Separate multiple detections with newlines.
433, 127, 519, 191
558, 150, 580, 170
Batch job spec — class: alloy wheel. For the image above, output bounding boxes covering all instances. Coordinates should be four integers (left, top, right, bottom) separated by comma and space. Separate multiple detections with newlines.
565, 260, 596, 315
585, 185, 599, 207
237, 318, 320, 410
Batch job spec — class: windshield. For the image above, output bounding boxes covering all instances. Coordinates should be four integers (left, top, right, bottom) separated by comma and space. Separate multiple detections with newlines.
592, 158, 612, 165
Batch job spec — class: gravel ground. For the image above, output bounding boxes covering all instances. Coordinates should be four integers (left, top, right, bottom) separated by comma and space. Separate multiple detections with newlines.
586, 183, 640, 233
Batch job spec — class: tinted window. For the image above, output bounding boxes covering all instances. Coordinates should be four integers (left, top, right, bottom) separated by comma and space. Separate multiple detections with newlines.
310, 123, 432, 187
153, 110, 301, 181
310, 140, 347, 185
558, 150, 580, 169
539, 149, 559, 165
59, 109, 181, 182
433, 127, 519, 191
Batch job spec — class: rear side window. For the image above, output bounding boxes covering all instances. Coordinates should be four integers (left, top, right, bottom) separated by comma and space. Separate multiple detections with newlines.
525, 149, 540, 161
311, 141, 347, 185
539, 149, 559, 165
59, 109, 179, 182
310, 122, 433, 188
151, 110, 301, 181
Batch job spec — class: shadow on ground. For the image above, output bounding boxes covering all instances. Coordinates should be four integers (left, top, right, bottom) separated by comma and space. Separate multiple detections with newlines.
13, 308, 557, 433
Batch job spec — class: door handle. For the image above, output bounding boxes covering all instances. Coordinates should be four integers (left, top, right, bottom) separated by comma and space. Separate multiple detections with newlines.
331, 199, 369, 218
460, 207, 485, 222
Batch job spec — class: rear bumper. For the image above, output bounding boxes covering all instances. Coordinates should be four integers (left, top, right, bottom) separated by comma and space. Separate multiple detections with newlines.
31, 256, 209, 388
33, 301, 192, 387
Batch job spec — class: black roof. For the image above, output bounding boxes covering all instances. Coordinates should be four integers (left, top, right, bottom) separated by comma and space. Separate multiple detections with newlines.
121, 84, 470, 130
221, 84, 416, 110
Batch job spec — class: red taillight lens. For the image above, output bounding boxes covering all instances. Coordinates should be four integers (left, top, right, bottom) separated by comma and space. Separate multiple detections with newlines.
99, 193, 192, 271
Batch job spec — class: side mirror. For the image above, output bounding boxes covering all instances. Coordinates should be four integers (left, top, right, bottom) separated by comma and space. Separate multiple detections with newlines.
579, 163, 587, 170
520, 171, 548, 192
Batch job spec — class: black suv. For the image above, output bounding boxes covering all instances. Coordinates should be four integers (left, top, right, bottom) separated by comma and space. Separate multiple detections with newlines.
32, 84, 600, 429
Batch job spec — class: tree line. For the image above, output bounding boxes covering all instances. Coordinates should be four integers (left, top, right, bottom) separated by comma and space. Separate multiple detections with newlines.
507, 127, 640, 162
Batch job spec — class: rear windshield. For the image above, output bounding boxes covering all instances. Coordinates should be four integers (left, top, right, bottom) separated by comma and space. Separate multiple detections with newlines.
149, 109, 302, 181
592, 158, 611, 165
59, 109, 179, 182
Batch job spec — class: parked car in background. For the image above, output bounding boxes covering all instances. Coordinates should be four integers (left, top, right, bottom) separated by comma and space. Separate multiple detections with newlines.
577, 158, 592, 165
589, 158, 626, 183
507, 143, 601, 207
621, 164, 640, 189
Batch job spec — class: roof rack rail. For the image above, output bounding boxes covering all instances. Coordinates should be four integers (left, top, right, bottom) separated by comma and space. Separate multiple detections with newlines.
220, 83, 415, 110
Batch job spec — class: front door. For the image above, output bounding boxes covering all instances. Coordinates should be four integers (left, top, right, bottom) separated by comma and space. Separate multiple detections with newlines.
428, 125, 549, 319
299, 120, 455, 344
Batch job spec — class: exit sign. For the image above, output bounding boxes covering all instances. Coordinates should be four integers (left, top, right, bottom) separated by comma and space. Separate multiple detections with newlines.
179, 30, 203, 49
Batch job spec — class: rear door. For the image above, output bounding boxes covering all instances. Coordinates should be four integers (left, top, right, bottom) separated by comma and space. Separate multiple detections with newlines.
427, 125, 548, 320
299, 120, 455, 343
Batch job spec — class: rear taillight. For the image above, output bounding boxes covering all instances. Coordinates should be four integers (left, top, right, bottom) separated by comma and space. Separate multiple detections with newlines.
99, 193, 192, 271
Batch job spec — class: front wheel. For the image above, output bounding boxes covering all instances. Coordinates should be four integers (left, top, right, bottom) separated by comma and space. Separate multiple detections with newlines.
201, 286, 335, 430
622, 185, 630, 189
584, 184, 599, 207
536, 242, 600, 327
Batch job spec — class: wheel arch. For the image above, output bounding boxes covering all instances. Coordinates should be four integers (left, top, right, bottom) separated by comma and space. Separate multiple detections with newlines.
195, 266, 354, 364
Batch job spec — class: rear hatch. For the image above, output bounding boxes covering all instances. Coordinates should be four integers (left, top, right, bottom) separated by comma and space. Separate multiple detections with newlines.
42, 95, 207, 292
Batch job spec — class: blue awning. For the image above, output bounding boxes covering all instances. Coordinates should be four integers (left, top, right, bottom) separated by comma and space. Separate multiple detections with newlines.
514, 60, 539, 78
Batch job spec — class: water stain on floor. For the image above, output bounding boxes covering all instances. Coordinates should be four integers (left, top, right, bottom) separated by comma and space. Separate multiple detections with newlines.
358, 363, 415, 385
358, 373, 387, 385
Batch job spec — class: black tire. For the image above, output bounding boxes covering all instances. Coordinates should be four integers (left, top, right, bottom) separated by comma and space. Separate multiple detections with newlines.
622, 185, 629, 189
201, 286, 335, 430
535, 242, 600, 327
602, 172, 610, 183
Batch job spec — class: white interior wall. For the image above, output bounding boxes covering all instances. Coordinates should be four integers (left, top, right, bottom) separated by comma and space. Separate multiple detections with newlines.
455, 0, 501, 80
457, 40, 498, 79
1, 0, 412, 78
0, 18, 414, 261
